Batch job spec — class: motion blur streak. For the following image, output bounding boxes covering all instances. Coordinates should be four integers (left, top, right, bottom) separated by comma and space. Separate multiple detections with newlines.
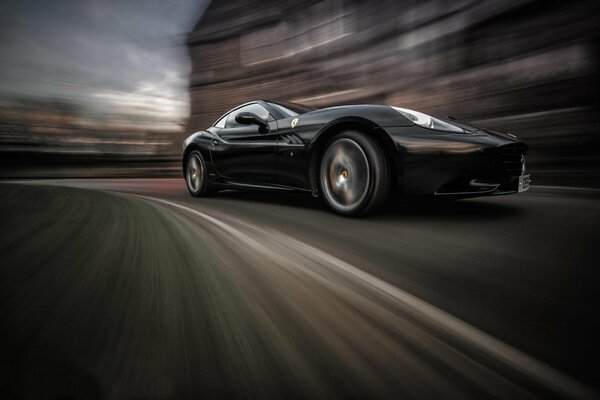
1, 0, 600, 398
136, 194, 596, 399
0, 0, 207, 178
1, 1, 598, 187
2, 179, 599, 398
188, 0, 600, 188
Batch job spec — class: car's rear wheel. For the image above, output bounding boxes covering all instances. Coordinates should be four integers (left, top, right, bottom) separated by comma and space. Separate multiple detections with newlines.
319, 131, 390, 216
185, 150, 212, 197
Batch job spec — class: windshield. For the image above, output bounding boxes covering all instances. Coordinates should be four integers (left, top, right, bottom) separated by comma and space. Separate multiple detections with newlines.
268, 101, 318, 117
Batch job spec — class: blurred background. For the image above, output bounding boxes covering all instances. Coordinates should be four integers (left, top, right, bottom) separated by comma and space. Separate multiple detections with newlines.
1, 0, 599, 186
2, 2, 600, 397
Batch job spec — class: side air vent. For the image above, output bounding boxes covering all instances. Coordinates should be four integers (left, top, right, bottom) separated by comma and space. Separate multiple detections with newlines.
280, 134, 303, 145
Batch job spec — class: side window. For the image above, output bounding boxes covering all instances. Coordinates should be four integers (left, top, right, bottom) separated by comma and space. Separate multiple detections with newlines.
225, 104, 271, 128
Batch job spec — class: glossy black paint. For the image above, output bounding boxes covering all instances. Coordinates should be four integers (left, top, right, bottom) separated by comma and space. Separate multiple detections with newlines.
182, 100, 528, 198
208, 120, 279, 184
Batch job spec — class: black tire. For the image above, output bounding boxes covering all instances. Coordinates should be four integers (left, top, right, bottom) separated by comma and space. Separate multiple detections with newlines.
319, 131, 390, 216
185, 150, 213, 197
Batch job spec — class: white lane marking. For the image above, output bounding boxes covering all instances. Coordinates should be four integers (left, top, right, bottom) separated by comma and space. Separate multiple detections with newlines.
133, 194, 596, 399
532, 185, 600, 193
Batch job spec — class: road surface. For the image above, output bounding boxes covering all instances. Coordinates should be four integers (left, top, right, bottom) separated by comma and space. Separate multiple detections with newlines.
0, 179, 598, 399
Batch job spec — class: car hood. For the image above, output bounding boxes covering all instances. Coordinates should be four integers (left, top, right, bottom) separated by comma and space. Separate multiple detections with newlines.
434, 116, 521, 142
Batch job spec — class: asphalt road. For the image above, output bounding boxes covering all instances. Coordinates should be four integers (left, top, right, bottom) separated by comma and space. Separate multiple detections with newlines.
0, 179, 598, 399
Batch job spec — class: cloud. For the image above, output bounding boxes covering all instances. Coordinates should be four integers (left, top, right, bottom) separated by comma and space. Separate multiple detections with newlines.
0, 0, 208, 126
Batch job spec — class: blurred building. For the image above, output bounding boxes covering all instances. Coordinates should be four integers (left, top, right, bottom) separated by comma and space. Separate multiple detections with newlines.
0, 98, 181, 178
187, 0, 600, 186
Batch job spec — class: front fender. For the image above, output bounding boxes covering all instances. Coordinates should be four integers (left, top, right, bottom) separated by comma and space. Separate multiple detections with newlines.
181, 131, 216, 175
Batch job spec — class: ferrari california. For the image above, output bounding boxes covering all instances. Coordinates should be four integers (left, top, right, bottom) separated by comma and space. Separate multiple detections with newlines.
182, 100, 530, 216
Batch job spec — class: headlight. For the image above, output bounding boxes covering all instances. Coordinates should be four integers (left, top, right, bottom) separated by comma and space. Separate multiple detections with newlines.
391, 106, 465, 133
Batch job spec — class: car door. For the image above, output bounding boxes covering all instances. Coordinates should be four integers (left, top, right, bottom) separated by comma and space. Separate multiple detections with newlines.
210, 103, 279, 184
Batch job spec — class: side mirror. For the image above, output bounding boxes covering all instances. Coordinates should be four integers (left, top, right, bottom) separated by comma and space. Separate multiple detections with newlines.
235, 112, 269, 129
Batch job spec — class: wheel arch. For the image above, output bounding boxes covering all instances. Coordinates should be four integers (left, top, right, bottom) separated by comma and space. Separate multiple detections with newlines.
182, 142, 211, 176
182, 129, 215, 173
307, 118, 399, 196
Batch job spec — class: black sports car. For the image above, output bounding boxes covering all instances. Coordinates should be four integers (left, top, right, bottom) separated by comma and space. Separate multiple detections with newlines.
182, 100, 530, 216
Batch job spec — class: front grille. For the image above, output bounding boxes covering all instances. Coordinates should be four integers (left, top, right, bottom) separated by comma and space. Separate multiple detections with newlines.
498, 144, 526, 177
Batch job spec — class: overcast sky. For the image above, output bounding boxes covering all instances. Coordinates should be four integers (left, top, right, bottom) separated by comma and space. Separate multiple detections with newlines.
0, 0, 208, 129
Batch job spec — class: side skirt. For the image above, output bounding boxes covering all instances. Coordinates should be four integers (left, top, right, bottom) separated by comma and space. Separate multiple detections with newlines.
212, 179, 312, 193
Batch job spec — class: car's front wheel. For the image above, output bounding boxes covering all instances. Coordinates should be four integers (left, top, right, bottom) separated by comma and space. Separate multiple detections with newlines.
185, 150, 212, 197
319, 131, 390, 216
